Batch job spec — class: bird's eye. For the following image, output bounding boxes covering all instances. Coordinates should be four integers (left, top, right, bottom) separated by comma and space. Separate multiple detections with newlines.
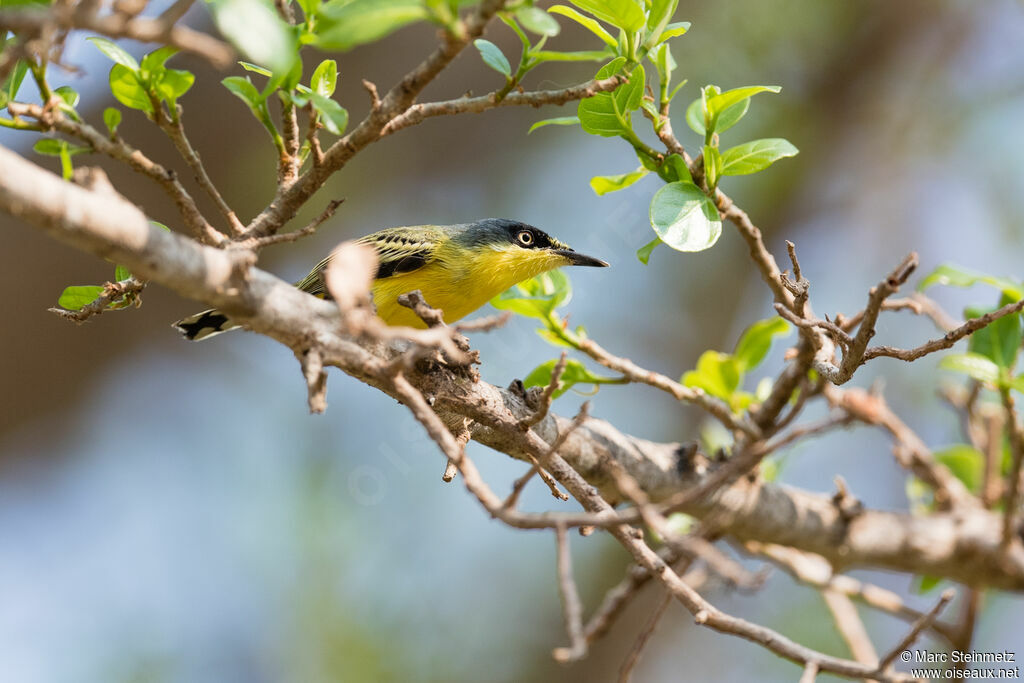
517, 230, 534, 246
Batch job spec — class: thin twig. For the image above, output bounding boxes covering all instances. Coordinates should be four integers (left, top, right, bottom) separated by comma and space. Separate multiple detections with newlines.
552, 523, 587, 663
519, 352, 567, 430
617, 591, 672, 683
873, 589, 955, 674
1000, 386, 1024, 549
48, 277, 146, 322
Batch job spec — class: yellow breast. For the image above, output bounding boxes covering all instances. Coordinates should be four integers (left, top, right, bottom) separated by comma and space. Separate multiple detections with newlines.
371, 245, 566, 328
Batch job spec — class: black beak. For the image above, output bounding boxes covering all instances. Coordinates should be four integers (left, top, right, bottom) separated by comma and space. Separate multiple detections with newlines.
554, 249, 609, 267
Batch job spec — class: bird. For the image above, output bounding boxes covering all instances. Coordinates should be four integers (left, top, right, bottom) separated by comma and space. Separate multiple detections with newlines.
173, 218, 609, 340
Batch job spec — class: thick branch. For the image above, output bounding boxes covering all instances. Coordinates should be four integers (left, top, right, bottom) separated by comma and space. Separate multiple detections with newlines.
5, 144, 1024, 593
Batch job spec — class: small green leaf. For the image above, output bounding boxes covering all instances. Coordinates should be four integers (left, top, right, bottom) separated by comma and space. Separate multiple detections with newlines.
548, 5, 617, 48
705, 85, 780, 125
139, 46, 179, 83
636, 237, 661, 265
239, 61, 273, 78
115, 264, 132, 282
685, 96, 748, 136
109, 64, 153, 113
530, 49, 612, 63
1011, 374, 1024, 396
528, 116, 580, 134
657, 21, 690, 43
682, 350, 741, 401
720, 138, 798, 176
933, 444, 984, 494
87, 37, 139, 70
103, 107, 122, 136
964, 302, 1022, 370
516, 6, 560, 36
491, 270, 572, 320
914, 575, 943, 594
650, 181, 721, 252
645, 0, 679, 45
524, 358, 620, 399
150, 221, 171, 232
473, 38, 511, 77
211, 0, 297, 75
58, 285, 104, 310
589, 167, 647, 195
702, 144, 721, 190
938, 352, 1001, 385
54, 85, 79, 109
222, 75, 263, 109
311, 59, 338, 96
917, 264, 1024, 300
315, 0, 429, 51
733, 318, 790, 372
0, 59, 28, 108
568, 0, 645, 32
310, 92, 349, 135
657, 153, 691, 183
156, 69, 195, 103
578, 62, 644, 137
33, 139, 89, 156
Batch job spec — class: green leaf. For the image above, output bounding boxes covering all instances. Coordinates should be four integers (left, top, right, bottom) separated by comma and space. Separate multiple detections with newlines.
524, 358, 619, 399
1012, 374, 1024, 396
938, 352, 1001, 385
54, 85, 79, 109
491, 270, 572, 320
702, 143, 721, 190
636, 237, 661, 265
685, 96, 748, 136
0, 59, 28, 108
222, 75, 263, 110
964, 303, 1022, 370
578, 62, 644, 137
548, 5, 617, 48
33, 139, 89, 156
473, 38, 511, 77
682, 350, 741, 401
917, 263, 1024, 300
589, 167, 647, 195
109, 64, 153, 113
115, 264, 132, 282
568, 0, 644, 32
528, 116, 580, 133
239, 61, 273, 78
644, 0, 678, 46
530, 49, 612, 62
720, 138, 798, 176
139, 46, 178, 83
310, 92, 349, 135
211, 0, 297, 75
933, 444, 984, 494
103, 107, 121, 136
156, 69, 195, 104
87, 37, 139, 70
150, 221, 171, 232
316, 0, 429, 51
657, 153, 691, 183
705, 85, 780, 125
657, 21, 690, 43
915, 575, 943, 594
650, 181, 721, 252
733, 318, 790, 372
58, 285, 104, 310
311, 59, 338, 96
516, 6, 560, 36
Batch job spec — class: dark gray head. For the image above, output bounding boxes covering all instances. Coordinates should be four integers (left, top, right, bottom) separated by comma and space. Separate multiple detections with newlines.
454, 218, 609, 267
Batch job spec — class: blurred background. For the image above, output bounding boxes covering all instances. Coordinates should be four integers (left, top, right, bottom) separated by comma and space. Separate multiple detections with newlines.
3, 0, 1024, 681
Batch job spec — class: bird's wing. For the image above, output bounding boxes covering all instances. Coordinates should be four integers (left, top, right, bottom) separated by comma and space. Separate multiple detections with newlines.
294, 226, 444, 297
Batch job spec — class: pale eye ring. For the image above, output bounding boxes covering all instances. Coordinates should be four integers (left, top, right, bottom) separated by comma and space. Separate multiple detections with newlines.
517, 230, 534, 246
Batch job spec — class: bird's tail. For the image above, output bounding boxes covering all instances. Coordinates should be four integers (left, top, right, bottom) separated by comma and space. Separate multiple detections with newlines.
173, 308, 240, 341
